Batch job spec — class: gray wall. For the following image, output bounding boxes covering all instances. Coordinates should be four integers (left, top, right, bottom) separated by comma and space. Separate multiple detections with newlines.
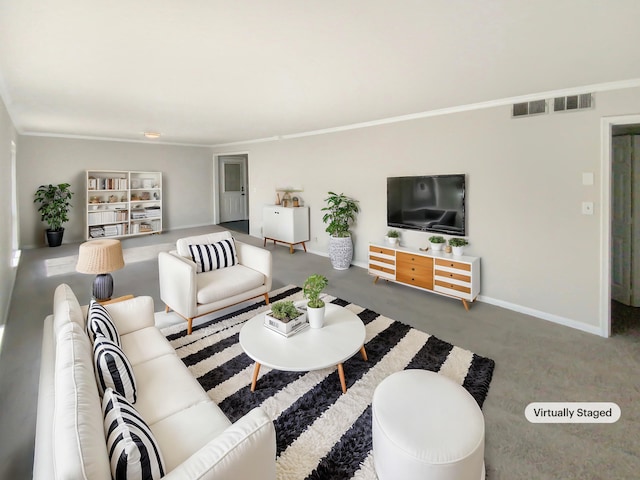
214, 86, 640, 335
0, 96, 18, 328
17, 137, 214, 247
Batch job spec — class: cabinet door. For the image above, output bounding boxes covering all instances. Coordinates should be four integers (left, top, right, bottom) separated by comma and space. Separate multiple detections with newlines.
396, 252, 433, 290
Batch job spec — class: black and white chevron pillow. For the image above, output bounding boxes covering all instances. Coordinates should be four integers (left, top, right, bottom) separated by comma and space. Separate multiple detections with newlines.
87, 300, 121, 346
188, 238, 238, 273
94, 336, 137, 403
102, 388, 166, 480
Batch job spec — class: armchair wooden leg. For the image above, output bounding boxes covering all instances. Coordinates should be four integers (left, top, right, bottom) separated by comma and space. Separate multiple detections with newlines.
264, 293, 270, 305
187, 318, 193, 335
165, 305, 171, 313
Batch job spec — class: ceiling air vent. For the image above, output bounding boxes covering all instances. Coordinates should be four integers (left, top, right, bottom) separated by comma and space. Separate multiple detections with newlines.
553, 93, 593, 112
512, 99, 547, 118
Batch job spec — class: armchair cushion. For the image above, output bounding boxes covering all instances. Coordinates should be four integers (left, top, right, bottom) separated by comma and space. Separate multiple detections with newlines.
176, 231, 233, 258
195, 264, 266, 305
188, 239, 238, 273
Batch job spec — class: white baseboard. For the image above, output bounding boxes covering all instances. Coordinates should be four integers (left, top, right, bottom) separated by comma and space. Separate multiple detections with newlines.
477, 295, 604, 337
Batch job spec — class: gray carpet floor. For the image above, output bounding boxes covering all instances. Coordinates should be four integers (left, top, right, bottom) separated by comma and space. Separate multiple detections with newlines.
0, 225, 638, 480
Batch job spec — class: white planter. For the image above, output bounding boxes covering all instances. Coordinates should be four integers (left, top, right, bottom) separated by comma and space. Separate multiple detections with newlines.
452, 246, 465, 256
430, 242, 444, 251
328, 234, 353, 270
386, 236, 399, 246
307, 304, 325, 328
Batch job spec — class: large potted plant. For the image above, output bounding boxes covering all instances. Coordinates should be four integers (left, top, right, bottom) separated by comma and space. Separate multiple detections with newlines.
303, 274, 328, 328
34, 183, 74, 247
321, 191, 359, 270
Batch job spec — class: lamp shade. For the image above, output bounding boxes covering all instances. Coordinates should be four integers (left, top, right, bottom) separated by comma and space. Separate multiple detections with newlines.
76, 239, 125, 274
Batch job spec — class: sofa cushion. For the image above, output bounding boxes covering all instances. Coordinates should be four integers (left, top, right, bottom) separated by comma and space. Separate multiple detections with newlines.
188, 238, 238, 273
94, 337, 137, 403
102, 388, 166, 480
120, 327, 176, 367
54, 321, 111, 479
176, 231, 233, 258
53, 283, 86, 336
87, 300, 121, 346
196, 264, 265, 305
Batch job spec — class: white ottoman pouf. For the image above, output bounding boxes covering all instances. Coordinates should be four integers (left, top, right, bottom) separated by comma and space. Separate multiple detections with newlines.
372, 369, 485, 480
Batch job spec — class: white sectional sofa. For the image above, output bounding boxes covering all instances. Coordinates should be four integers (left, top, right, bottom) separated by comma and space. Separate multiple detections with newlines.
33, 283, 276, 480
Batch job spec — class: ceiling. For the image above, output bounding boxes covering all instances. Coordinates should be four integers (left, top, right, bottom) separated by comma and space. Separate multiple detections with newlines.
1, 1, 640, 146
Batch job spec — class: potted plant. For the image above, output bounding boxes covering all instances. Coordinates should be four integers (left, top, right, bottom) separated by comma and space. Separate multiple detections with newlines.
428, 235, 446, 251
385, 229, 400, 246
449, 238, 469, 256
321, 191, 359, 270
33, 183, 74, 247
264, 300, 307, 335
303, 274, 328, 328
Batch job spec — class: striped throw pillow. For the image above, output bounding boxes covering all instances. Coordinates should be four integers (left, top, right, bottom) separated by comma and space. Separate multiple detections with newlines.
94, 336, 137, 403
102, 388, 166, 480
188, 238, 238, 273
87, 300, 121, 346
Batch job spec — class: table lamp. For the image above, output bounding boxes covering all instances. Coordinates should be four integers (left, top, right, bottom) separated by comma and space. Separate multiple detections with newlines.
76, 239, 125, 301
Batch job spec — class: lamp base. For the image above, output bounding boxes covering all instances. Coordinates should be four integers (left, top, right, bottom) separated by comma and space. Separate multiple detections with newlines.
93, 273, 114, 302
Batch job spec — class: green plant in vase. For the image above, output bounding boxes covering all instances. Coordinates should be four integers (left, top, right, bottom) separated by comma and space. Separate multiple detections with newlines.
303, 274, 329, 328
33, 183, 74, 247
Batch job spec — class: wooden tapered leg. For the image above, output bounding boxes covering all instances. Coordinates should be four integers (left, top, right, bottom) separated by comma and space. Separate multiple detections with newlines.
360, 345, 368, 361
337, 363, 347, 393
461, 299, 470, 311
373, 276, 380, 284
289, 244, 294, 254
251, 363, 261, 392
165, 305, 171, 313
187, 318, 193, 335
263, 238, 267, 247
264, 293, 270, 305
302, 242, 307, 252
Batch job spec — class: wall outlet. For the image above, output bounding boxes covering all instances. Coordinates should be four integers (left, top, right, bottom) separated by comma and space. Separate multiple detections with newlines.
582, 202, 594, 215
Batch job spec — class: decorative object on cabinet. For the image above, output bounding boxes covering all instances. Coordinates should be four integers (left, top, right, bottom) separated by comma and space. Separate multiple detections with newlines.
85, 170, 162, 240
263, 205, 309, 253
428, 235, 446, 251
303, 274, 328, 328
322, 191, 359, 270
33, 183, 74, 247
76, 238, 125, 301
449, 238, 469, 256
368, 242, 480, 311
385, 229, 400, 246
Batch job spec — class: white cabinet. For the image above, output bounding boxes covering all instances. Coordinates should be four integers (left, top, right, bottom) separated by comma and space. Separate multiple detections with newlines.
368, 242, 480, 310
263, 206, 309, 253
86, 170, 162, 240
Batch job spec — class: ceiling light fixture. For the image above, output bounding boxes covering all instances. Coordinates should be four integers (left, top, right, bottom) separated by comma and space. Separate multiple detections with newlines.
143, 131, 161, 139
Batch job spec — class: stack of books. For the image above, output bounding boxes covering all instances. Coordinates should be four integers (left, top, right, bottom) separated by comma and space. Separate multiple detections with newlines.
264, 310, 308, 338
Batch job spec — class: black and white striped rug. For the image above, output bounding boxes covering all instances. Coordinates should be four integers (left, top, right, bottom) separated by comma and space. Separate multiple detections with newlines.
161, 285, 495, 480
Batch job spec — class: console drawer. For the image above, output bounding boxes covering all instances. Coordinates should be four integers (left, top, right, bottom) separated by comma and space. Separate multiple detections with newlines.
434, 280, 471, 296
434, 269, 471, 284
435, 258, 471, 272
370, 245, 395, 256
397, 271, 433, 290
397, 252, 432, 268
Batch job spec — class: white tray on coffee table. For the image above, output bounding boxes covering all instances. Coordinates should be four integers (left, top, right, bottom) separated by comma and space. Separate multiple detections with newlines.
239, 303, 368, 393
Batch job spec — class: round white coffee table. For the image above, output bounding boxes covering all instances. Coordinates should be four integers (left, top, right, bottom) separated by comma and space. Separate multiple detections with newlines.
240, 303, 368, 393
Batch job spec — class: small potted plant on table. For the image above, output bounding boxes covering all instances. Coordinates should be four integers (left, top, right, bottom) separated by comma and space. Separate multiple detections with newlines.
386, 229, 400, 246
428, 235, 446, 251
303, 274, 329, 328
264, 300, 307, 335
449, 238, 469, 256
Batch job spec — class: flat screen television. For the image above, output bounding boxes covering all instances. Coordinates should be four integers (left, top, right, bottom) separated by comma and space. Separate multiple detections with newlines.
387, 174, 466, 236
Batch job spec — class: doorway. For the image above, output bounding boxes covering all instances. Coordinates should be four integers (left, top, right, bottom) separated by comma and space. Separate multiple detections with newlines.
218, 154, 249, 234
610, 125, 640, 335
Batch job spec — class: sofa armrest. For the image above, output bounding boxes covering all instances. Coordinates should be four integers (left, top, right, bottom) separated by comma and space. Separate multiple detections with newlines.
158, 251, 198, 319
162, 408, 276, 480
235, 242, 273, 293
103, 296, 156, 335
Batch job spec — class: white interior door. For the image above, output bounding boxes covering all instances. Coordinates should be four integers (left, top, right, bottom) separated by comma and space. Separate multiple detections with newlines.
611, 135, 632, 305
219, 155, 247, 223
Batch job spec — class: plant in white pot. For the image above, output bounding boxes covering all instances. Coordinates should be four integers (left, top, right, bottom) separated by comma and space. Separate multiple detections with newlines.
321, 192, 359, 270
385, 229, 400, 246
303, 274, 328, 328
449, 238, 469, 256
33, 183, 74, 247
428, 235, 446, 251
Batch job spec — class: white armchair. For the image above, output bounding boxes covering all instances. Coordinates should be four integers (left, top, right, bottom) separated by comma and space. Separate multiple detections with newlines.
159, 231, 272, 334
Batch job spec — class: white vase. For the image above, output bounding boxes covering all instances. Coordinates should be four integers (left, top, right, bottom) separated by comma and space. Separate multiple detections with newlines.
307, 304, 325, 328
430, 242, 444, 251
328, 234, 353, 270
386, 236, 399, 246
452, 246, 464, 256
